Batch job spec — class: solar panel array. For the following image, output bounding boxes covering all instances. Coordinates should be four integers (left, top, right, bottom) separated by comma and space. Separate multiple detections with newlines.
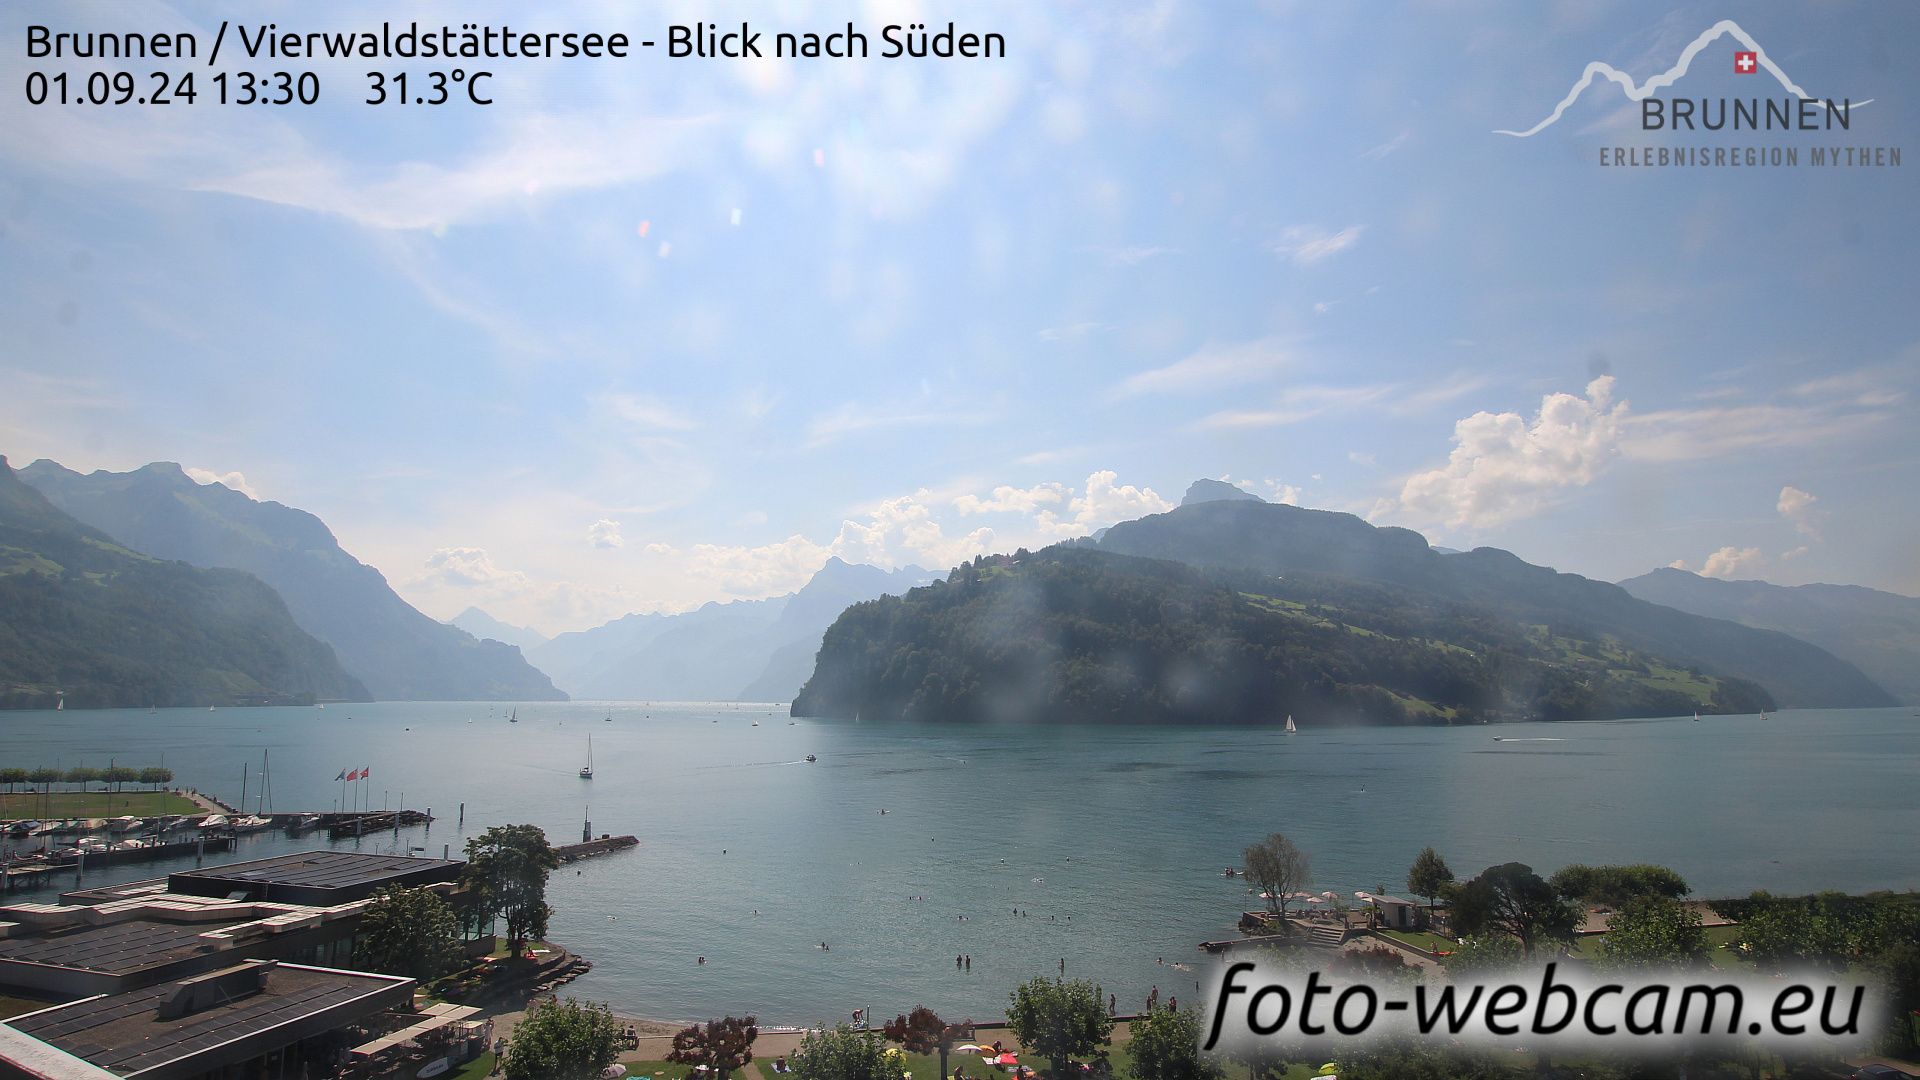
174, 851, 458, 890
12, 967, 393, 1075
0, 918, 238, 973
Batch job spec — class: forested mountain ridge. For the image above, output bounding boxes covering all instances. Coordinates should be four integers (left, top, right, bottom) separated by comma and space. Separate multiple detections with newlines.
20, 459, 563, 702
1619, 567, 1920, 705
791, 546, 1776, 726
1096, 500, 1893, 710
0, 455, 369, 709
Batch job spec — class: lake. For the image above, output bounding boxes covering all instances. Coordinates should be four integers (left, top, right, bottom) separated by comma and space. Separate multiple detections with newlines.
2, 703, 1916, 1025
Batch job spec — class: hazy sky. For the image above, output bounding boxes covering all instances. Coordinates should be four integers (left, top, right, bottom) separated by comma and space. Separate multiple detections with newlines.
3, 1, 1915, 634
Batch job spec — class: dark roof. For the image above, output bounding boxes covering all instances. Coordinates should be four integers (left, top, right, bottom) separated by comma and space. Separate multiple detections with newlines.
0, 917, 245, 975
8, 963, 410, 1076
166, 850, 461, 903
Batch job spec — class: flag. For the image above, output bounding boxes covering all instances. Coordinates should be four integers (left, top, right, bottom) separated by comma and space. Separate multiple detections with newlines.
347, 768, 362, 781
335, 769, 346, 781
361, 765, 371, 779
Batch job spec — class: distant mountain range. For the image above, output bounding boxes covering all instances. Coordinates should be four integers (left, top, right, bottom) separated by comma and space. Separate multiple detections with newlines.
0, 456, 367, 709
793, 484, 1896, 725
1096, 496, 1893, 711
1619, 568, 1920, 705
528, 557, 934, 701
449, 607, 549, 654
21, 460, 564, 702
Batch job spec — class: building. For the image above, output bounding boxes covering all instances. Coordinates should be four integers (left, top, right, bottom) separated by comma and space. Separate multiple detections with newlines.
0, 851, 489, 1080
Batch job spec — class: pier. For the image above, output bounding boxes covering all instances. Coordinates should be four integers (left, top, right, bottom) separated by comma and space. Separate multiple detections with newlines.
554, 835, 638, 862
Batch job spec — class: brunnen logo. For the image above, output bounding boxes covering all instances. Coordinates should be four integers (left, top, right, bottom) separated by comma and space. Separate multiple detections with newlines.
1495, 19, 1900, 169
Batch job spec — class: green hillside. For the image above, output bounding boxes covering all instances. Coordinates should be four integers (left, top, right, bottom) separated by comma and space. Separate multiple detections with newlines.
0, 455, 369, 709
791, 547, 1772, 726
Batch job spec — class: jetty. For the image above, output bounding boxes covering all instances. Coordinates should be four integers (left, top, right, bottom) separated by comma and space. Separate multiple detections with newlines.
554, 835, 638, 863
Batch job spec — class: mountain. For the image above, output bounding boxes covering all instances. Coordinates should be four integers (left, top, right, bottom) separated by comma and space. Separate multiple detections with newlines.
1181, 478, 1264, 506
792, 546, 1774, 725
1094, 500, 1894, 710
20, 460, 564, 702
0, 456, 368, 709
1619, 568, 1920, 704
449, 606, 549, 654
529, 557, 935, 701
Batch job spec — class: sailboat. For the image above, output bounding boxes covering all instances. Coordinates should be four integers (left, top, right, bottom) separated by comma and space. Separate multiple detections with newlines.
1693, 710, 1701, 722
509, 707, 518, 724
55, 693, 64, 712
579, 733, 594, 780
1284, 714, 1297, 734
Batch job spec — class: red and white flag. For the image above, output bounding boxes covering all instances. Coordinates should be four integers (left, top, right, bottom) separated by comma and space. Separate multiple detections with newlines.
1734, 50, 1757, 74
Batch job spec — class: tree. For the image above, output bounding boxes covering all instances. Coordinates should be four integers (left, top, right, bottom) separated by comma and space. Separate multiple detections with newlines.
883, 1006, 966, 1080
463, 824, 560, 955
668, 1016, 759, 1080
1598, 896, 1707, 970
1447, 863, 1580, 958
1549, 864, 1689, 908
1243, 834, 1310, 918
1405, 848, 1453, 921
356, 885, 463, 983
504, 998, 621, 1080
1439, 935, 1524, 976
1127, 1007, 1223, 1080
139, 766, 173, 791
0, 767, 26, 794
1006, 977, 1113, 1080
64, 765, 99, 791
103, 765, 139, 794
792, 1023, 906, 1080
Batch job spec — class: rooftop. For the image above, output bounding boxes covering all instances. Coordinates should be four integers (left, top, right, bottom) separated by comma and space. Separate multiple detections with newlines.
166, 850, 462, 904
5, 961, 413, 1077
0, 916, 248, 976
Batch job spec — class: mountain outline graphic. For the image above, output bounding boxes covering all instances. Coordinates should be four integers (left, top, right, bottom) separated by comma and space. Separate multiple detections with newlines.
1496, 19, 1871, 137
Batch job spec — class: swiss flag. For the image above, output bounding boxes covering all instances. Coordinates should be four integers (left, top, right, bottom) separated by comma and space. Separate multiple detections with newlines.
1734, 50, 1758, 74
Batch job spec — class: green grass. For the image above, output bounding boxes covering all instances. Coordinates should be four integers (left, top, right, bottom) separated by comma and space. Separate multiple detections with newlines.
0, 790, 201, 819
1379, 929, 1455, 954
445, 1052, 496, 1080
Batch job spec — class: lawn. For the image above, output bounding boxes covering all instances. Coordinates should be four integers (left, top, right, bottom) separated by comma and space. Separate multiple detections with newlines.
0, 790, 200, 819
1378, 929, 1455, 954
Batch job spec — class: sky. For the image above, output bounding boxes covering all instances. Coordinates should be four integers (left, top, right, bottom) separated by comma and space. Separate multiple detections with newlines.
1, 0, 1915, 635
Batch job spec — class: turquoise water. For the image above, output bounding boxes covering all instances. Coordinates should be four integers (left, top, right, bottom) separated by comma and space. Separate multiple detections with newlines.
2, 703, 1916, 1025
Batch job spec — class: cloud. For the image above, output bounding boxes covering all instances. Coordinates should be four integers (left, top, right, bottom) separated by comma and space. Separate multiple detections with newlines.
1196, 383, 1397, 429
803, 400, 991, 449
419, 547, 530, 589
1082, 245, 1178, 266
1037, 322, 1106, 342
1776, 485, 1825, 540
1036, 470, 1173, 537
586, 519, 624, 549
1274, 225, 1365, 266
954, 483, 1070, 516
185, 467, 260, 500
1701, 546, 1767, 580
1360, 130, 1411, 160
1108, 338, 1293, 400
1395, 376, 1626, 529
597, 392, 699, 432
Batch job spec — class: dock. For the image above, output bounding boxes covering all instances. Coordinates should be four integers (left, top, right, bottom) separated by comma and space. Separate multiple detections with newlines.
554, 835, 638, 863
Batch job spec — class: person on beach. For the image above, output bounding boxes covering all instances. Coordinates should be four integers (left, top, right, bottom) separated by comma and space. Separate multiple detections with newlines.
964, 954, 971, 970
1108, 993, 1116, 1014
957, 954, 963, 969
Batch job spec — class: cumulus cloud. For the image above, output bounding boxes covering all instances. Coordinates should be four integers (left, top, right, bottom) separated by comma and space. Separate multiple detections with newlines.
1776, 485, 1824, 539
1037, 470, 1173, 536
1274, 225, 1365, 266
185, 467, 260, 500
954, 482, 1070, 516
1395, 376, 1626, 529
586, 519, 624, 549
1701, 546, 1767, 580
420, 547, 529, 589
